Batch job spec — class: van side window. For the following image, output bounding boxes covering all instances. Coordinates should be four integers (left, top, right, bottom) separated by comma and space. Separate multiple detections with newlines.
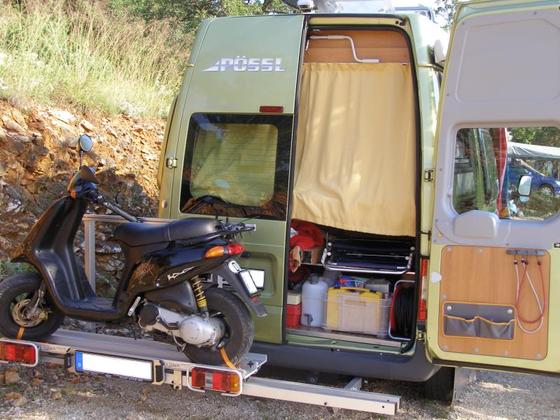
453, 126, 560, 220
180, 114, 292, 220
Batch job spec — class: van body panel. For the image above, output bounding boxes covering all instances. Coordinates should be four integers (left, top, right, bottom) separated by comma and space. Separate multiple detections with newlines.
180, 15, 304, 114
427, 0, 560, 373
165, 15, 304, 343
253, 340, 439, 382
158, 20, 212, 218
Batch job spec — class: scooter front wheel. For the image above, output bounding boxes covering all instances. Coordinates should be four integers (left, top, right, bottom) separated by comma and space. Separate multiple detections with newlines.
0, 272, 64, 340
183, 287, 253, 366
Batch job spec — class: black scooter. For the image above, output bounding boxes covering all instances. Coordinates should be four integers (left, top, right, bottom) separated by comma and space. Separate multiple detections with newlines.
0, 135, 266, 366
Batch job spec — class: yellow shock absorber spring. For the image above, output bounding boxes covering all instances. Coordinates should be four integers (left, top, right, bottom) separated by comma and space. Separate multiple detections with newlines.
191, 277, 208, 313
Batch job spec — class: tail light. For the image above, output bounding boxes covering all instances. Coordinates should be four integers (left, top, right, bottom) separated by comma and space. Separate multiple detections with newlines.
0, 340, 39, 367
189, 367, 242, 395
418, 258, 428, 322
204, 243, 245, 259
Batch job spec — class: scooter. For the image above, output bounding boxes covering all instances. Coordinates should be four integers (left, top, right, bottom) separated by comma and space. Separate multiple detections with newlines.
0, 135, 266, 366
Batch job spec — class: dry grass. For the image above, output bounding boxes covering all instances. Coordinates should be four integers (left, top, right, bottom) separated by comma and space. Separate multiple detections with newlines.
0, 0, 190, 116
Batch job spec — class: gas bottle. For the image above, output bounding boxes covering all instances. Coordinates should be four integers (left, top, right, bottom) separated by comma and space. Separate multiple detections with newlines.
301, 275, 329, 327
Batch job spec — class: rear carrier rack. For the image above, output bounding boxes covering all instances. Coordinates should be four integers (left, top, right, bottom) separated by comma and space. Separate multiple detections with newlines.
0, 329, 401, 415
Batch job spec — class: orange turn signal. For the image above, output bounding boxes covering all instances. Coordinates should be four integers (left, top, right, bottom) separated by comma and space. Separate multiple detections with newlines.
204, 244, 245, 259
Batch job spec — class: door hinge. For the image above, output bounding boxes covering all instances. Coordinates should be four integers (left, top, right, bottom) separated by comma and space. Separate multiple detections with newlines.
420, 230, 432, 241
165, 157, 177, 169
416, 330, 426, 342
423, 169, 434, 182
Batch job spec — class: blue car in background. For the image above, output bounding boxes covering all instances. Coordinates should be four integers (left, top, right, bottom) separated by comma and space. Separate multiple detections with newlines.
508, 159, 560, 196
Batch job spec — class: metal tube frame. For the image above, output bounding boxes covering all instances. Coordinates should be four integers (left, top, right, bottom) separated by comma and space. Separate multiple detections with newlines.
82, 213, 171, 292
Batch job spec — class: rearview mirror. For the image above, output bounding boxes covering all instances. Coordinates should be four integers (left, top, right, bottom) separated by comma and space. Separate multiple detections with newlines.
518, 175, 532, 199
79, 134, 93, 153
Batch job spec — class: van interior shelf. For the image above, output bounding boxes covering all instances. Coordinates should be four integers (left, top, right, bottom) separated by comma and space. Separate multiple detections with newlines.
323, 239, 415, 275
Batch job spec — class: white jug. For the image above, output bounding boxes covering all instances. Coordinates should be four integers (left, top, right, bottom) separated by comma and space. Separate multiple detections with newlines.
301, 275, 329, 327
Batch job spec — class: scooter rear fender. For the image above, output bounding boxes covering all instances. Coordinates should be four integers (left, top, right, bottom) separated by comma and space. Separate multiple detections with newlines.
212, 261, 268, 318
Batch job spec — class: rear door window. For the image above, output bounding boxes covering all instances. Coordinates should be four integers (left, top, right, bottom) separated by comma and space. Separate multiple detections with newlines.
180, 114, 292, 220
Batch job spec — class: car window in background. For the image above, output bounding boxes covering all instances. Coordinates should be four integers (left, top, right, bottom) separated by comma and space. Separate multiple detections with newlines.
453, 126, 560, 220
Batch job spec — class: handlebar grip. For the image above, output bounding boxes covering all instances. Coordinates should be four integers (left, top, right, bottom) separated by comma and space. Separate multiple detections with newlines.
102, 201, 140, 223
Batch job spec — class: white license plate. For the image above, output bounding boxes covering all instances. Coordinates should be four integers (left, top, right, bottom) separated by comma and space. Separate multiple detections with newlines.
247, 269, 265, 289
240, 270, 258, 295
74, 351, 153, 381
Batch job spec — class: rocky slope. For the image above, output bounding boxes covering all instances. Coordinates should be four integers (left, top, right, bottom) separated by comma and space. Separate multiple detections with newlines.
0, 100, 165, 293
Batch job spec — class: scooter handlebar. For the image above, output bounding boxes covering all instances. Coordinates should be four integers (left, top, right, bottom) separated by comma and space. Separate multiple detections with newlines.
102, 200, 141, 223
83, 190, 141, 223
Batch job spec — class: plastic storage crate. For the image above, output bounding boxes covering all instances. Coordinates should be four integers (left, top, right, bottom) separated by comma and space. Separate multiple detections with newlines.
324, 287, 391, 337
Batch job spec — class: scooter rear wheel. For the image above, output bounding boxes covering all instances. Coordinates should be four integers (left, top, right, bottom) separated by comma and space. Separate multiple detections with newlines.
0, 272, 64, 340
183, 287, 253, 366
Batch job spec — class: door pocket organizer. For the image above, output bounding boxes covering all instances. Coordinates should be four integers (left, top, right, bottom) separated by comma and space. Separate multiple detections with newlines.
443, 303, 515, 340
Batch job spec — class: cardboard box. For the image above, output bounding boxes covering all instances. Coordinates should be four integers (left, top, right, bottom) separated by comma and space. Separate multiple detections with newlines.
302, 247, 323, 265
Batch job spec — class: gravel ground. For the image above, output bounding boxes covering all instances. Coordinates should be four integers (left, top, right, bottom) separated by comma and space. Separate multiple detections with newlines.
1, 363, 559, 419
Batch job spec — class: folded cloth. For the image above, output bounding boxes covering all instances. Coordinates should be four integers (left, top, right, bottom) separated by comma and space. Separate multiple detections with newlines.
289, 220, 324, 250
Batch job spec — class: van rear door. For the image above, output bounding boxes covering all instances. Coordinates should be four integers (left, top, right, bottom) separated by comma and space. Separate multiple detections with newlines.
167, 15, 305, 343
427, 0, 560, 373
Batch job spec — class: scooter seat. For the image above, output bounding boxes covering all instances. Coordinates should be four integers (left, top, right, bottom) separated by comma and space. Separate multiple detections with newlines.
114, 218, 221, 247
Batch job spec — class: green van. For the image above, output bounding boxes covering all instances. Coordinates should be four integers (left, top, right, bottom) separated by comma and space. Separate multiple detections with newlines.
157, 0, 560, 399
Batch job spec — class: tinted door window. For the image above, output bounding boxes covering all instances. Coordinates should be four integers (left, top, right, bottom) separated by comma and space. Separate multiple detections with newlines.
181, 114, 292, 220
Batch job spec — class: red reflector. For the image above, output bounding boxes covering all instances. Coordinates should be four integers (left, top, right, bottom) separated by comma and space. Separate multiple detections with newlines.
0, 341, 38, 366
418, 258, 429, 322
420, 258, 428, 277
226, 243, 245, 256
190, 367, 241, 394
418, 299, 427, 322
259, 105, 284, 113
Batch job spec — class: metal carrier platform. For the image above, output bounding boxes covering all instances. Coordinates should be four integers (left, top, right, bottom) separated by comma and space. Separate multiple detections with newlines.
1, 329, 401, 415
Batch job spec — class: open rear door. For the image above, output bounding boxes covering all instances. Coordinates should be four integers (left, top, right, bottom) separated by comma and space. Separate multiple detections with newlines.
427, 0, 560, 373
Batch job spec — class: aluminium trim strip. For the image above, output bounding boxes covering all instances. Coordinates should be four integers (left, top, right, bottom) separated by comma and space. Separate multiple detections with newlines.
243, 376, 400, 415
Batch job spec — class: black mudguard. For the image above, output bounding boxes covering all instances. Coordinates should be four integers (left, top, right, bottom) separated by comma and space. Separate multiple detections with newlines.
144, 281, 198, 314
214, 262, 268, 318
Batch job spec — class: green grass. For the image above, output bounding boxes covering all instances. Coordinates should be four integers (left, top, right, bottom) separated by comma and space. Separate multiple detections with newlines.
0, 0, 190, 117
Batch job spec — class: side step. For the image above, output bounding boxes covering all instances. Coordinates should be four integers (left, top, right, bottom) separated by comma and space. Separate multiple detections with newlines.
2, 329, 400, 415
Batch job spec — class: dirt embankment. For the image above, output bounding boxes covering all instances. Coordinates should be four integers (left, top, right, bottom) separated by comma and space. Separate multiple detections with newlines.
0, 100, 165, 291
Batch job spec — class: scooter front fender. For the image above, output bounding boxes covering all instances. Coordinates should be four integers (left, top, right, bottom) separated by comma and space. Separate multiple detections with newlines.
213, 261, 268, 318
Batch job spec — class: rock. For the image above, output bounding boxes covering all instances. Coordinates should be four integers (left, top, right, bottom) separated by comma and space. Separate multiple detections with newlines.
2, 116, 26, 134
49, 109, 76, 125
139, 387, 150, 402
11, 134, 32, 143
106, 126, 118, 138
62, 135, 79, 147
10, 108, 27, 128
80, 119, 96, 132
13, 396, 28, 407
4, 369, 21, 384
51, 389, 62, 400
4, 391, 23, 401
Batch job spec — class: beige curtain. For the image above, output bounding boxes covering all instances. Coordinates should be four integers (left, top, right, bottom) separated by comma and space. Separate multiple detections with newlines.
191, 124, 278, 206
292, 63, 416, 236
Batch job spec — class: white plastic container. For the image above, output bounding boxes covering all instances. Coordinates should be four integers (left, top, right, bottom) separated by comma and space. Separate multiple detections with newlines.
301, 275, 329, 327
321, 270, 339, 287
